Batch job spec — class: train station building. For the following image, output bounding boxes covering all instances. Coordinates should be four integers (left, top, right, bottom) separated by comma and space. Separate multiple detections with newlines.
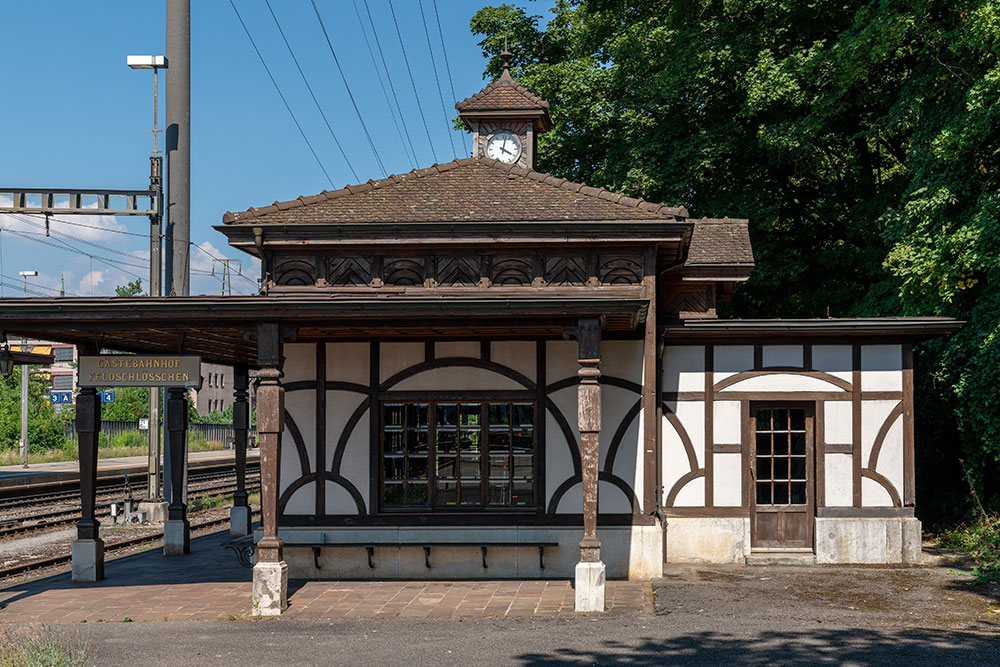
0, 56, 961, 614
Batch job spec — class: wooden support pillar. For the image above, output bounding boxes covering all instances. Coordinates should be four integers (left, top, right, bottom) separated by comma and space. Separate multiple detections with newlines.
72, 386, 104, 582
230, 365, 252, 537
575, 317, 605, 612
253, 322, 287, 615
163, 386, 190, 555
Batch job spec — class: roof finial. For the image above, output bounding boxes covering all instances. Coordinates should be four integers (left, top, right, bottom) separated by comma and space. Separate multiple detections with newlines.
499, 33, 512, 80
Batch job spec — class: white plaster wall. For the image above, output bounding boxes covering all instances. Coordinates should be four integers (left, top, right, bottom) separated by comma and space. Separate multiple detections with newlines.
713, 400, 742, 444
862, 476, 894, 507
280, 390, 316, 504
555, 480, 633, 514
812, 345, 852, 383
662, 345, 704, 393
283, 483, 313, 515
861, 400, 901, 472
491, 341, 536, 380
600, 340, 644, 382
282, 343, 316, 383
763, 345, 803, 368
721, 374, 847, 393
825, 453, 853, 506
598, 385, 640, 469
874, 416, 904, 504
861, 345, 902, 391
665, 517, 749, 563
380, 342, 425, 382
546, 340, 578, 384
713, 453, 742, 507
714, 345, 754, 382
662, 401, 704, 506
435, 341, 480, 359
325, 482, 358, 515
824, 400, 852, 444
275, 525, 662, 579
546, 386, 579, 511
672, 475, 705, 507
326, 390, 369, 514
393, 366, 524, 391
327, 342, 369, 385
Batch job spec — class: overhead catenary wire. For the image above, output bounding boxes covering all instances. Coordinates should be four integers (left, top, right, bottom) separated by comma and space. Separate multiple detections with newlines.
418, 0, 457, 158
432, 0, 459, 106
387, 0, 439, 164
189, 241, 258, 287
310, 0, 388, 178
12, 215, 149, 263
264, 0, 360, 183
229, 0, 335, 189
352, 0, 417, 169
0, 226, 149, 285
15, 212, 155, 239
360, 0, 422, 167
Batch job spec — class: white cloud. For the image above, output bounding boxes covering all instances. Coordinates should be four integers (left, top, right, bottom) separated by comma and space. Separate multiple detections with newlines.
77, 270, 105, 296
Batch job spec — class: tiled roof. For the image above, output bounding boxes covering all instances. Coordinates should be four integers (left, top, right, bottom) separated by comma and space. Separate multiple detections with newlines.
455, 70, 549, 112
688, 218, 753, 266
222, 157, 688, 224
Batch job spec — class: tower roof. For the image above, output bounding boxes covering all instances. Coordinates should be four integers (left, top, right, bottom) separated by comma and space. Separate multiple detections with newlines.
456, 51, 552, 131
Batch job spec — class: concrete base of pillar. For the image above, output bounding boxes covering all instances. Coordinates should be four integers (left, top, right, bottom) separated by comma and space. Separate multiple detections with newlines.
252, 560, 288, 616
138, 501, 168, 524
574, 561, 606, 612
71, 538, 105, 582
230, 505, 252, 537
163, 519, 190, 556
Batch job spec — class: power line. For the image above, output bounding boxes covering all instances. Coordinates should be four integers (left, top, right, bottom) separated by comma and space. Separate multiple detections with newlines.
229, 0, 335, 188
387, 0, 438, 163
432, 0, 459, 106
189, 241, 258, 286
0, 273, 62, 295
13, 215, 148, 262
0, 226, 149, 284
352, 0, 416, 169
310, 0, 388, 177
15, 212, 154, 239
264, 0, 360, 183
361, 0, 421, 167
418, 0, 457, 158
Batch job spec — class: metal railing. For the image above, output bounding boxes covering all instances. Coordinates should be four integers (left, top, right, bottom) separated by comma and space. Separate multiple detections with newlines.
66, 420, 257, 448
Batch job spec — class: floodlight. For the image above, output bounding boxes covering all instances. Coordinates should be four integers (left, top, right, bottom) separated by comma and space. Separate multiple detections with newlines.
127, 55, 168, 69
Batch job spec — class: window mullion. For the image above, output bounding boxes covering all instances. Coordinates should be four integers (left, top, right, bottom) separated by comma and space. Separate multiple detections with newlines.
480, 401, 488, 508
429, 401, 437, 512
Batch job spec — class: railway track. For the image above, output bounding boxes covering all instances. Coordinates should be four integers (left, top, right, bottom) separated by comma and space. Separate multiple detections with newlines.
0, 465, 260, 512
0, 477, 260, 539
0, 510, 261, 581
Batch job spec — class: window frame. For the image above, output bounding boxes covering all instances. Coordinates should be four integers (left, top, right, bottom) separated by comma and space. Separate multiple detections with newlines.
378, 392, 539, 515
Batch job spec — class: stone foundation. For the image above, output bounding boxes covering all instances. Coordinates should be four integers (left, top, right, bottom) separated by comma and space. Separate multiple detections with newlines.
665, 517, 749, 563
574, 561, 606, 612
268, 525, 662, 579
163, 519, 190, 556
71, 538, 104, 582
230, 506, 252, 537
815, 517, 922, 564
252, 560, 288, 616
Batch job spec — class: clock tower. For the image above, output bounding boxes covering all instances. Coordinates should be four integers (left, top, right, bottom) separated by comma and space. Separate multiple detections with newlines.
456, 50, 552, 170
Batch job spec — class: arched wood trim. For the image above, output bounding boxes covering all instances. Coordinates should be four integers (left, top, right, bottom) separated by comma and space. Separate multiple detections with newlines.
860, 469, 902, 507
867, 402, 903, 471
283, 379, 370, 395
713, 369, 852, 393
545, 375, 642, 395
330, 397, 371, 474
545, 396, 582, 476
379, 356, 536, 392
665, 468, 706, 508
603, 399, 642, 475
278, 471, 367, 515
284, 408, 310, 477
545, 471, 639, 514
662, 402, 700, 473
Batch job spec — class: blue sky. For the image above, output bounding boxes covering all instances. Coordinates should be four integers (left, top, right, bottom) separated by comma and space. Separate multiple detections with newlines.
0, 0, 555, 297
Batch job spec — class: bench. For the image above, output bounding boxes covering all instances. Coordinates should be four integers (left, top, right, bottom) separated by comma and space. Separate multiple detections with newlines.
223, 537, 559, 570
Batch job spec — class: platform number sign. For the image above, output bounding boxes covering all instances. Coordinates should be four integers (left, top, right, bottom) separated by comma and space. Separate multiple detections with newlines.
49, 391, 73, 404
99, 390, 115, 403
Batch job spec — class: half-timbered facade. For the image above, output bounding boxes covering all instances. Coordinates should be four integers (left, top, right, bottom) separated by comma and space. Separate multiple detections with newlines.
0, 54, 961, 615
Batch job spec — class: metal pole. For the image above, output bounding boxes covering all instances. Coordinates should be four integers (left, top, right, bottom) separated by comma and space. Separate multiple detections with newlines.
20, 337, 28, 468
165, 0, 190, 297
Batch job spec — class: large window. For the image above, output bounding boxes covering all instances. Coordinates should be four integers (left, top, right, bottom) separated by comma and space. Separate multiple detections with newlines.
380, 400, 536, 511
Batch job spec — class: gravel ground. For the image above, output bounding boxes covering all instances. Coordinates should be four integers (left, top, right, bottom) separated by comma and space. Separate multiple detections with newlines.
6, 545, 996, 666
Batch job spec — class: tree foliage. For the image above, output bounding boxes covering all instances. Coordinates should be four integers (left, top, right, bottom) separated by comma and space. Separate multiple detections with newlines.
0, 368, 69, 451
471, 0, 1000, 511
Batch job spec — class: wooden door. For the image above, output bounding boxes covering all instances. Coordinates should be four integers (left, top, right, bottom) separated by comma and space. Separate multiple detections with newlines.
750, 404, 814, 549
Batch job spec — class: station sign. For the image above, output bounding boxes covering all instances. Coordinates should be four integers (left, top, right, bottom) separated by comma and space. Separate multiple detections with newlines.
49, 391, 73, 404
77, 355, 202, 388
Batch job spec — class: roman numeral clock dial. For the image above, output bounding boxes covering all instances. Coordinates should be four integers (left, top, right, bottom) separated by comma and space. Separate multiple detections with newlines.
487, 132, 521, 164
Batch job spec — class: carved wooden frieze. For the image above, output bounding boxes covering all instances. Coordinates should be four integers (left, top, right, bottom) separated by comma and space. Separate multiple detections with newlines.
269, 251, 645, 289
661, 281, 717, 319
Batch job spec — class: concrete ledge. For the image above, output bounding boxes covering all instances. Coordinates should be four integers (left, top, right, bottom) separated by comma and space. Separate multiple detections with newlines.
71, 538, 104, 582
665, 517, 749, 563
815, 516, 921, 564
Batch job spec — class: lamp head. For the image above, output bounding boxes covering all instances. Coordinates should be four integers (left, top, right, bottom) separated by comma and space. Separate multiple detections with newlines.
0, 336, 14, 380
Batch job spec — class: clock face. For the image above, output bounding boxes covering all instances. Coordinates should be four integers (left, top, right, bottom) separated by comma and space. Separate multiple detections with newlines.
487, 132, 521, 163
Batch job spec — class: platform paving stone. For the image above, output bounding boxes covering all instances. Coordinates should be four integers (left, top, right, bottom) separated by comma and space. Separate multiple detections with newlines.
0, 530, 652, 622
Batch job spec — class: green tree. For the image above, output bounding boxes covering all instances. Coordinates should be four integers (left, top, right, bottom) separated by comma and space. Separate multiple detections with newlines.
0, 367, 69, 452
97, 386, 149, 422
114, 279, 145, 297
470, 0, 1000, 512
